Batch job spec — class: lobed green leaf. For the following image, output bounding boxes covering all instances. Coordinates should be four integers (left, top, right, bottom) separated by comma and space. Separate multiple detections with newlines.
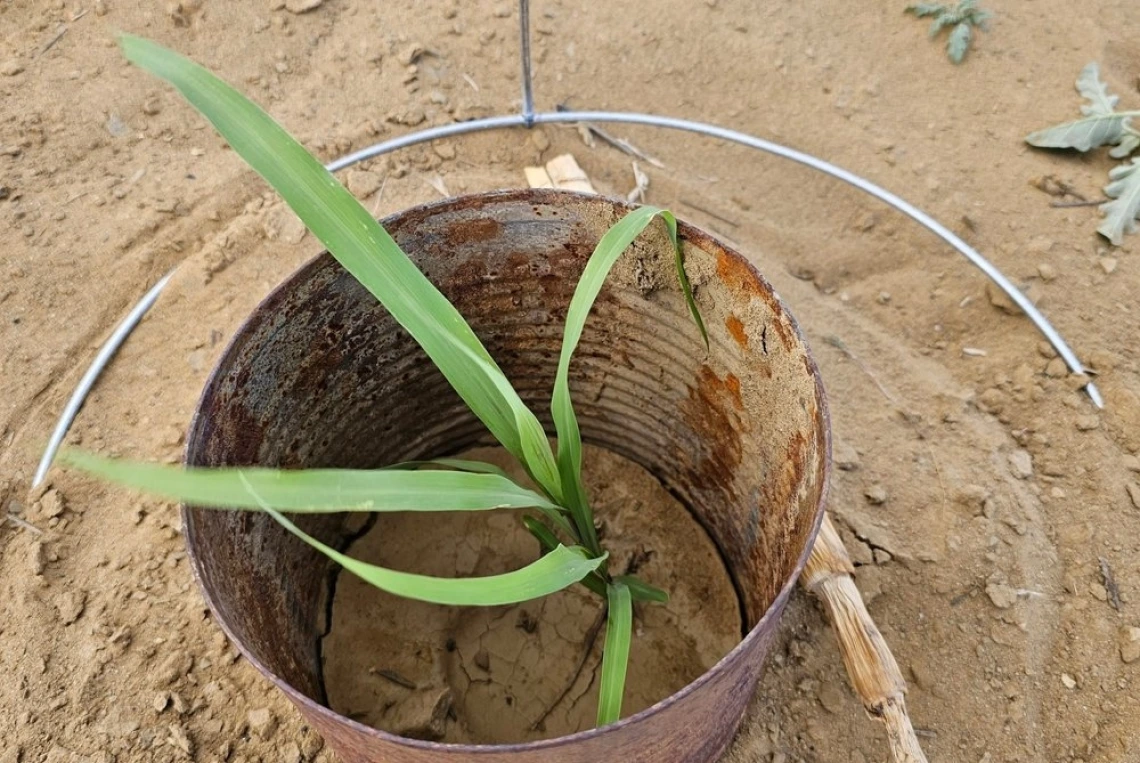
1026, 63, 1140, 154
946, 22, 972, 64
1098, 158, 1140, 245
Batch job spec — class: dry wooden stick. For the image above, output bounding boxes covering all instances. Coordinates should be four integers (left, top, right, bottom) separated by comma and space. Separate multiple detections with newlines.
801, 513, 928, 763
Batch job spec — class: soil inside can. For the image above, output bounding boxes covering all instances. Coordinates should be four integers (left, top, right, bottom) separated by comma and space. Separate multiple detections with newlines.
321, 443, 743, 744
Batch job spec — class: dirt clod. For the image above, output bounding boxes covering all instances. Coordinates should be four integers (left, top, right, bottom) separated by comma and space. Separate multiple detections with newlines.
985, 583, 1018, 610
285, 0, 324, 13
247, 707, 278, 740
1121, 627, 1140, 664
1008, 450, 1034, 479
53, 590, 86, 625
863, 484, 888, 505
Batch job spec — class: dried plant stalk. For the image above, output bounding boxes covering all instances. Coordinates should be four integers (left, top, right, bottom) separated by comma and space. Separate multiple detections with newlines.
802, 514, 929, 763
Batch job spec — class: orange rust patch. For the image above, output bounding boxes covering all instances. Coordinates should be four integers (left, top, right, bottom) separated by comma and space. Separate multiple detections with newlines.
725, 315, 749, 349
716, 251, 763, 299
724, 373, 743, 410
680, 365, 746, 493
768, 316, 794, 352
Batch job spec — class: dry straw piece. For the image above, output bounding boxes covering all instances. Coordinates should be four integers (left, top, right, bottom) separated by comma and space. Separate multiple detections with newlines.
802, 514, 929, 763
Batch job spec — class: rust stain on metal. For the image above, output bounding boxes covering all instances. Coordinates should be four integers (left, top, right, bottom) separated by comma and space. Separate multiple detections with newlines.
682, 365, 744, 493
725, 315, 748, 349
715, 251, 762, 299
446, 216, 501, 245
769, 316, 795, 352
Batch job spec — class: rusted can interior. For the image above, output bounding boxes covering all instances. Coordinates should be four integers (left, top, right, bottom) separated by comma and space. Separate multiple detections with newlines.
183, 189, 829, 762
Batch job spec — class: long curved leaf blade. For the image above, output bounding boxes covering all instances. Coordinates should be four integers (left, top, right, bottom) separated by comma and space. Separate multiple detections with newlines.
551, 206, 704, 551
1098, 158, 1140, 245
613, 574, 669, 603
262, 500, 604, 606
523, 516, 605, 596
597, 582, 633, 726
118, 35, 559, 496
61, 449, 558, 512
383, 458, 511, 478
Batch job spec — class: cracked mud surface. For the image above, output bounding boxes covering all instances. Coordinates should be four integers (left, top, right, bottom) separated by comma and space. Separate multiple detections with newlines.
322, 445, 742, 743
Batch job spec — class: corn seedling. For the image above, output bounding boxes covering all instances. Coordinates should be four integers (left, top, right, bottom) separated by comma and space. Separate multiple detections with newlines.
58, 35, 708, 730
905, 0, 991, 64
1026, 62, 1140, 245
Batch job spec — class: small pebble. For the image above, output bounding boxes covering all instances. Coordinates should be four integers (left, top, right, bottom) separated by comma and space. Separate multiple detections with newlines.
153, 692, 170, 713
285, 0, 323, 13
817, 681, 845, 714
1125, 483, 1140, 510
29, 541, 47, 575
833, 440, 860, 471
985, 583, 1017, 609
1061, 673, 1077, 689
345, 169, 382, 199
54, 590, 87, 625
863, 484, 888, 505
1044, 357, 1068, 378
247, 707, 278, 739
1008, 449, 1034, 480
1037, 263, 1058, 281
1100, 257, 1118, 274
1, 60, 24, 77
1075, 415, 1100, 431
1121, 627, 1140, 664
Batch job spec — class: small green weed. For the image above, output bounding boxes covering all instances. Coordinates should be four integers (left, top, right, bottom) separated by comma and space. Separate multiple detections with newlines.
1026, 63, 1140, 245
906, 0, 991, 64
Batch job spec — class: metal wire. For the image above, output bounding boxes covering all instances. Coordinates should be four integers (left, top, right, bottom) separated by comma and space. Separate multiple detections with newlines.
327, 109, 1103, 409
518, 0, 535, 126
33, 271, 175, 487
32, 0, 1103, 488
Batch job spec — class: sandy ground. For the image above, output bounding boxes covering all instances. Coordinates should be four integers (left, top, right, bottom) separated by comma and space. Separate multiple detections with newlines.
2, 0, 1140, 761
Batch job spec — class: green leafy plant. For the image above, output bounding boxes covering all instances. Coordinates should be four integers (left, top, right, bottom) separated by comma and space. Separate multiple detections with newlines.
56, 35, 709, 731
905, 0, 991, 64
1026, 62, 1140, 244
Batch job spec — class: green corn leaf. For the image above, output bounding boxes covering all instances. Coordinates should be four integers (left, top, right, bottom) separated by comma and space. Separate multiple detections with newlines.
61, 449, 558, 512
551, 206, 705, 554
597, 582, 633, 726
118, 35, 562, 502
383, 458, 512, 477
383, 458, 575, 535
241, 480, 604, 606
613, 574, 670, 604
523, 516, 606, 597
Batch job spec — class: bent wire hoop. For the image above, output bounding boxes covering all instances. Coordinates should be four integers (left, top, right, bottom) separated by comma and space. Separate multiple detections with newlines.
33, 0, 1101, 488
